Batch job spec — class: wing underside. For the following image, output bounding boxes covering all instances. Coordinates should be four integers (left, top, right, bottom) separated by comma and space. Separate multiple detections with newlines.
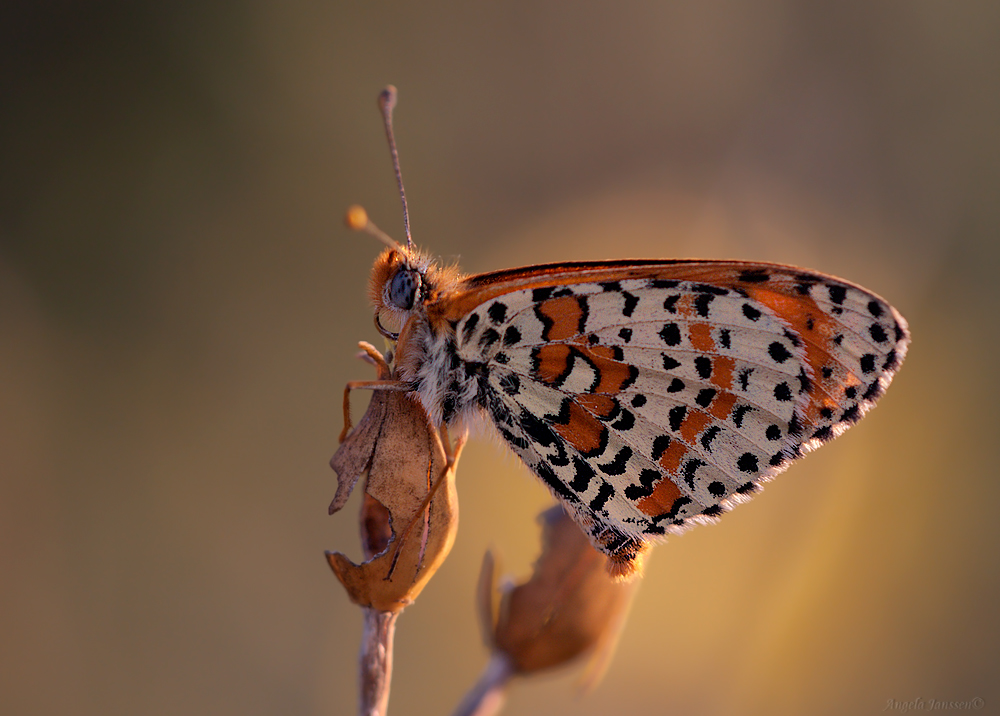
446, 261, 909, 558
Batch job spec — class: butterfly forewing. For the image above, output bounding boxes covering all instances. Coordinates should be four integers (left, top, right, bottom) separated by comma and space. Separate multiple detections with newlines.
450, 261, 908, 549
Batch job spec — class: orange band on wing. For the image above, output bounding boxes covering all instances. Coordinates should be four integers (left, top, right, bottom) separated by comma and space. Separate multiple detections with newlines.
689, 323, 714, 352
657, 439, 688, 474
536, 295, 585, 341
636, 476, 683, 517
710, 356, 735, 390
708, 391, 738, 421
575, 394, 618, 419
551, 400, 608, 456
532, 344, 572, 385
678, 409, 712, 443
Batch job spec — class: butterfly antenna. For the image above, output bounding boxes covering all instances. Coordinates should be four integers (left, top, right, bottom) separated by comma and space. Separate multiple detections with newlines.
378, 85, 413, 250
344, 205, 401, 250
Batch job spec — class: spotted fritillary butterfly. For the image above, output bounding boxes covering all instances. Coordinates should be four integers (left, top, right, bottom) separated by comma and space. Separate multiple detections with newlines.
346, 87, 910, 577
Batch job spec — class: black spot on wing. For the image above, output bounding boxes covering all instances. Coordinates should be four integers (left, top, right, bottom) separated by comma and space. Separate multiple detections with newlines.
863, 380, 884, 401
840, 404, 860, 424
694, 293, 714, 317
739, 268, 770, 283
683, 459, 706, 488
589, 481, 615, 512
737, 452, 759, 474
622, 291, 639, 317
625, 468, 661, 500
598, 446, 632, 476
669, 406, 687, 432
692, 283, 728, 295
828, 285, 847, 304
461, 313, 480, 343
768, 341, 792, 363
611, 409, 635, 431
519, 408, 556, 447
651, 434, 672, 460
811, 426, 833, 442
487, 302, 507, 324
797, 368, 811, 394
503, 326, 521, 346
782, 328, 801, 348
695, 388, 716, 408
660, 323, 681, 346
732, 404, 753, 428
700, 425, 721, 451
569, 456, 596, 492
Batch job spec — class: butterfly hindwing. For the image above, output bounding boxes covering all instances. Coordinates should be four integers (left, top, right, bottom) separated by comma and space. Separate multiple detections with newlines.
451, 262, 909, 551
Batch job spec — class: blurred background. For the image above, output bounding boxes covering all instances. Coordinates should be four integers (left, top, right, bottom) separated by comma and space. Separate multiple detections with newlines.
2, 2, 998, 714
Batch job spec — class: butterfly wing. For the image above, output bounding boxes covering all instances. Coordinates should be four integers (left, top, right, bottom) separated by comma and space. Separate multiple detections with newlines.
442, 261, 909, 570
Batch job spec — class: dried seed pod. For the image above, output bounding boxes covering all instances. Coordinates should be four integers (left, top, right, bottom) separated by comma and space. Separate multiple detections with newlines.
327, 342, 461, 613
483, 506, 638, 674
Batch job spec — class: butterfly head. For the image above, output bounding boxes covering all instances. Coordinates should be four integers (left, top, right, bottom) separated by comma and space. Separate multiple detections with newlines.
368, 246, 421, 336
368, 242, 461, 342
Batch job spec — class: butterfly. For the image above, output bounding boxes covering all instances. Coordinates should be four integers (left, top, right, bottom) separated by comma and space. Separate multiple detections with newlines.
343, 87, 910, 578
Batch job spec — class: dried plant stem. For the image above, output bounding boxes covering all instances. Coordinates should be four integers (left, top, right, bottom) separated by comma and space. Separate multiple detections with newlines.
359, 608, 398, 716
450, 654, 515, 716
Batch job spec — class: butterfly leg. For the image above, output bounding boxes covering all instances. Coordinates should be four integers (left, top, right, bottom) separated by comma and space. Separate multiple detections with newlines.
435, 423, 468, 476
386, 425, 467, 576
355, 340, 391, 372
340, 379, 410, 443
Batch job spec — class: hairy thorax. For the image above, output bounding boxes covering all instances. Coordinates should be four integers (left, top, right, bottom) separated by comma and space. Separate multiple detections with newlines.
395, 305, 485, 428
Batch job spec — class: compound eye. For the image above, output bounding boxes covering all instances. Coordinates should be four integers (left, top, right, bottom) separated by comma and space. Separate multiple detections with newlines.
387, 269, 421, 310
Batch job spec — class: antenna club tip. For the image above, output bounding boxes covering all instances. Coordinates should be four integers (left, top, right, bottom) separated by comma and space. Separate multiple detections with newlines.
344, 205, 369, 231
378, 85, 398, 112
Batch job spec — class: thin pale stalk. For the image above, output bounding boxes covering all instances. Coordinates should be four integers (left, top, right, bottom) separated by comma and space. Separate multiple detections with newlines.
359, 608, 398, 716
450, 654, 515, 716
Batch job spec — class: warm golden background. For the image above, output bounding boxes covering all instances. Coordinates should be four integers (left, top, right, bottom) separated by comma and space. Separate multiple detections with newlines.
2, 2, 998, 715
